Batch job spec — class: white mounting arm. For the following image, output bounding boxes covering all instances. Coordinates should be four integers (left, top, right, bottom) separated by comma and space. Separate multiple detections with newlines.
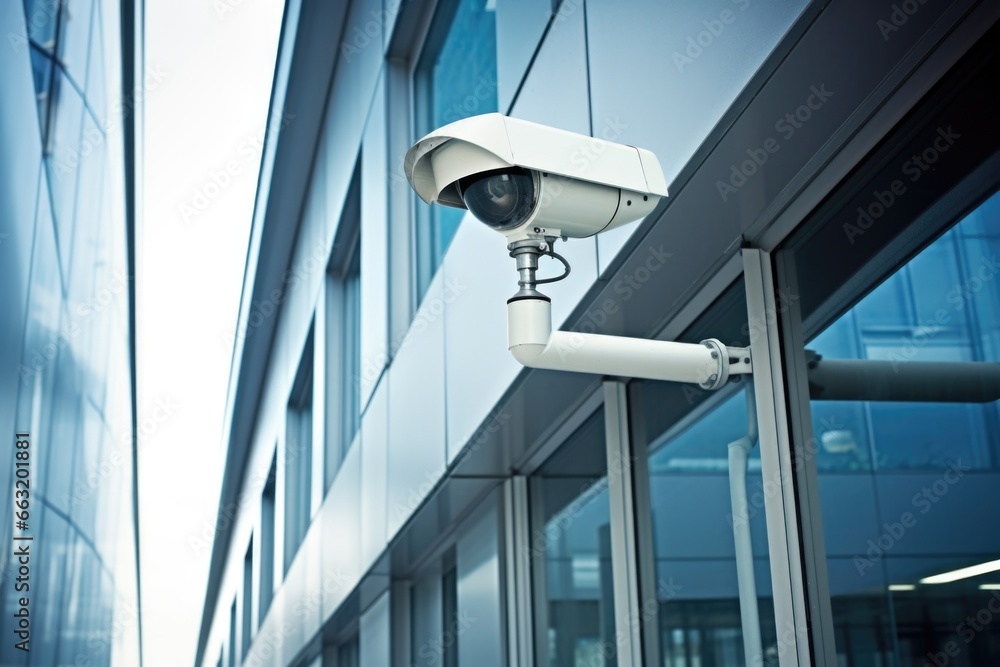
506, 296, 751, 388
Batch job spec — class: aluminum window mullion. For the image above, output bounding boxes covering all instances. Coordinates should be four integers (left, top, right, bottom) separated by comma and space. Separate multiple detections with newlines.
502, 476, 533, 667
742, 248, 810, 666
773, 249, 838, 666
604, 380, 643, 667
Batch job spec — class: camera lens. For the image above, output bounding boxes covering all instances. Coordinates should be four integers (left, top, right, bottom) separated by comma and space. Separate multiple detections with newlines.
458, 168, 536, 230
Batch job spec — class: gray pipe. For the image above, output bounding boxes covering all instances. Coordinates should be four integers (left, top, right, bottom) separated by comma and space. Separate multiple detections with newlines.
806, 351, 1000, 403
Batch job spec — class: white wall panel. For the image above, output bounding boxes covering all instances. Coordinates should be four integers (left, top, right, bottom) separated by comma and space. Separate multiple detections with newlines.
587, 0, 810, 273
387, 272, 447, 538
321, 435, 363, 619
360, 376, 389, 569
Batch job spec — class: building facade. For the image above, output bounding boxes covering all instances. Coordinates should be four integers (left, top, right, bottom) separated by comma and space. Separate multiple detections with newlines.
196, 0, 1000, 665
0, 0, 143, 665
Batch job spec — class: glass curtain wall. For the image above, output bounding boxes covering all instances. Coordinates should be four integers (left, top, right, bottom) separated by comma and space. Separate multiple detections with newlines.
792, 191, 1000, 665
530, 407, 619, 666
629, 280, 778, 666
1, 1, 141, 666
779, 32, 1000, 665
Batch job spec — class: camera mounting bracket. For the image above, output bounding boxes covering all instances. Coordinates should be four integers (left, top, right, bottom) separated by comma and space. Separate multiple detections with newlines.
505, 240, 752, 389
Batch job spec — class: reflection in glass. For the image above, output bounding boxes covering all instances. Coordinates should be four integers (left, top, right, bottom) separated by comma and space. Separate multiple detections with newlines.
532, 408, 618, 666
640, 387, 776, 666
629, 279, 776, 666
2, 3, 140, 665
806, 190, 1000, 664
413, 0, 498, 301
284, 330, 314, 573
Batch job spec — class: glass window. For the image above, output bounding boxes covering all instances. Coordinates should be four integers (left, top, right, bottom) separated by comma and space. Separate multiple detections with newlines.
412, 0, 498, 302
326, 164, 362, 489
530, 407, 619, 666
797, 191, 1000, 665
442, 566, 458, 667
259, 458, 276, 625
338, 635, 360, 667
284, 328, 314, 573
23, 0, 61, 51
228, 600, 237, 667
780, 44, 1000, 662
29, 45, 54, 138
242, 538, 253, 657
629, 281, 778, 667
410, 555, 457, 667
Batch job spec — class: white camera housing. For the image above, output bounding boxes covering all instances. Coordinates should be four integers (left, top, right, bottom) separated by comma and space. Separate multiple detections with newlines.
404, 113, 668, 242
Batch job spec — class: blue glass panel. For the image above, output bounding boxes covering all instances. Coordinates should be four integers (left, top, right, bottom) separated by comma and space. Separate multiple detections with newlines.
533, 408, 620, 666
2, 2, 138, 663
84, 1, 106, 127
57, 0, 94, 87
28, 46, 53, 137
44, 66, 85, 282
23, 0, 60, 51
645, 389, 776, 665
807, 189, 1000, 665
413, 0, 498, 301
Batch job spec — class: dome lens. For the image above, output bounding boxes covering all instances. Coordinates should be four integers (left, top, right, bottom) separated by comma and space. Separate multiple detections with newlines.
459, 168, 536, 230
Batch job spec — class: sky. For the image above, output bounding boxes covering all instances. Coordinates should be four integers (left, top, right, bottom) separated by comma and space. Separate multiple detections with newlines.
139, 1, 284, 665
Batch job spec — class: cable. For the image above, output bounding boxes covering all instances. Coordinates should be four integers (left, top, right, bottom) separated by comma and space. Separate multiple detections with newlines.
535, 241, 571, 285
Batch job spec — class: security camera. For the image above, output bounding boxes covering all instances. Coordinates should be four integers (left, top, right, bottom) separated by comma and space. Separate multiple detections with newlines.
404, 113, 668, 243
403, 113, 750, 391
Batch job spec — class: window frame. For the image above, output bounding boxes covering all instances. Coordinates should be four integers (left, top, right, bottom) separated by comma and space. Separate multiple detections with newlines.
259, 455, 276, 626
325, 159, 363, 491
384, 0, 500, 344
283, 326, 314, 575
